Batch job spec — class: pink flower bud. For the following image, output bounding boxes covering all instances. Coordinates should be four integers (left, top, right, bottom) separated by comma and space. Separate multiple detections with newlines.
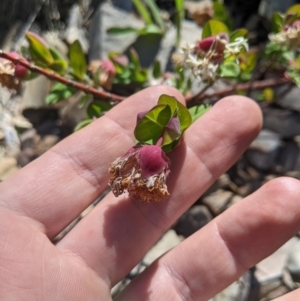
89, 59, 116, 90
112, 55, 128, 66
196, 36, 216, 52
292, 20, 300, 28
109, 145, 170, 202
8, 52, 29, 78
138, 145, 169, 179
195, 34, 228, 53
101, 59, 116, 77
14, 64, 29, 78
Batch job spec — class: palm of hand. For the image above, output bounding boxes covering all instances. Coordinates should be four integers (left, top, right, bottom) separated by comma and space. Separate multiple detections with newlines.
1, 87, 299, 301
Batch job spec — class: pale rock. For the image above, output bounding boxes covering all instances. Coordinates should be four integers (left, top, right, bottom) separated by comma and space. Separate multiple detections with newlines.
22, 76, 51, 109
202, 189, 235, 216
65, 4, 89, 53
0, 157, 19, 180
286, 238, 300, 282
256, 237, 299, 283
88, 2, 144, 61
143, 230, 182, 265
263, 107, 300, 138
246, 129, 281, 171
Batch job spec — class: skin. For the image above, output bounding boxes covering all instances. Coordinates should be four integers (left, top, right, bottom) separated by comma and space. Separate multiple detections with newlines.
0, 85, 299, 301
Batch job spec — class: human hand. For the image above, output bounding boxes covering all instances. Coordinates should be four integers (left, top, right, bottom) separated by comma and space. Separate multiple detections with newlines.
0, 86, 299, 301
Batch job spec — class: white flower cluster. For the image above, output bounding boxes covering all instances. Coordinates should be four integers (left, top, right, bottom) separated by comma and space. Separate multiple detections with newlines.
174, 36, 249, 83
269, 25, 300, 49
181, 44, 219, 82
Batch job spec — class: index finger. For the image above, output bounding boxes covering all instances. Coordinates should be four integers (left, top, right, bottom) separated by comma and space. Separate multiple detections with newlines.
0, 86, 185, 238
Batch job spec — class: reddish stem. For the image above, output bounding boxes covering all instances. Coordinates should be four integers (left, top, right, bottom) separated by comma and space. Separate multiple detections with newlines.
186, 77, 292, 104
0, 50, 125, 102
0, 50, 293, 105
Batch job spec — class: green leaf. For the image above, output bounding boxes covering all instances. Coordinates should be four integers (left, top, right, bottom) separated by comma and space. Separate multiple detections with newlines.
74, 119, 93, 131
286, 4, 300, 15
107, 27, 139, 35
158, 94, 192, 131
189, 105, 211, 123
213, 2, 233, 30
132, 0, 153, 25
138, 24, 163, 35
129, 48, 141, 69
143, 0, 166, 32
69, 40, 87, 80
262, 88, 275, 102
133, 69, 148, 83
49, 47, 66, 61
287, 68, 300, 87
220, 61, 240, 78
134, 104, 172, 143
152, 60, 162, 78
158, 94, 178, 115
87, 100, 112, 118
45, 93, 60, 104
25, 32, 53, 65
175, 0, 184, 46
161, 138, 181, 153
239, 51, 257, 73
202, 20, 229, 39
272, 12, 284, 33
50, 83, 69, 92
45, 83, 76, 104
240, 72, 252, 81
78, 94, 91, 108
24, 71, 39, 81
49, 59, 68, 75
296, 55, 300, 69
230, 28, 248, 42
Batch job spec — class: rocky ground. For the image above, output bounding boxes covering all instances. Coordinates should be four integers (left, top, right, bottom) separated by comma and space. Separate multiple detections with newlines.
1, 0, 300, 300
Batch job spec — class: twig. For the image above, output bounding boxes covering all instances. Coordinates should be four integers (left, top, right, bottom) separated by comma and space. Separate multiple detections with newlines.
186, 77, 292, 106
1, 50, 294, 105
0, 50, 125, 102
186, 82, 213, 102
246, 55, 277, 96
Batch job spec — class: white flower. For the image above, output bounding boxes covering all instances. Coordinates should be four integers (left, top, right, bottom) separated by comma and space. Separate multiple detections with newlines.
225, 37, 249, 55
269, 24, 300, 49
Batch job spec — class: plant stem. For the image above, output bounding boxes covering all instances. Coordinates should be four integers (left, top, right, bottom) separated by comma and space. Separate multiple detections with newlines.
186, 77, 292, 106
1, 50, 293, 106
0, 50, 125, 102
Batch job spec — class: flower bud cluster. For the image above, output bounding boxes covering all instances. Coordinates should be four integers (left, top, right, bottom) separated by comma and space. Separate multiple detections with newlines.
173, 34, 248, 83
109, 145, 170, 202
0, 52, 29, 90
270, 20, 300, 49
89, 59, 116, 90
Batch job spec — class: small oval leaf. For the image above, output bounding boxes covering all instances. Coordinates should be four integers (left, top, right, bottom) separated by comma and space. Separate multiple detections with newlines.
158, 94, 192, 131
202, 20, 229, 39
230, 28, 248, 42
220, 61, 241, 78
69, 40, 87, 80
158, 94, 178, 115
74, 119, 93, 131
26, 32, 53, 65
189, 105, 211, 123
87, 100, 112, 119
49, 59, 68, 75
134, 104, 172, 143
272, 12, 284, 33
